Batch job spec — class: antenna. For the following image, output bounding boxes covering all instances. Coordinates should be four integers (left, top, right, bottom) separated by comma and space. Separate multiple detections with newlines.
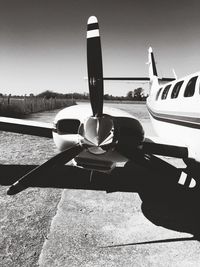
172, 68, 177, 79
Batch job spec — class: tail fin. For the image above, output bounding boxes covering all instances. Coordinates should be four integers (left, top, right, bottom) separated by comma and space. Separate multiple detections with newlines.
148, 47, 159, 87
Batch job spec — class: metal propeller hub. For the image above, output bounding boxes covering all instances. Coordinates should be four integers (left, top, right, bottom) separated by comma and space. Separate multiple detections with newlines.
78, 115, 117, 154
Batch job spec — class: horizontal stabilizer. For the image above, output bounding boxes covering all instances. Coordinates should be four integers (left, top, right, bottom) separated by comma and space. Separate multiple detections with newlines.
159, 77, 176, 83
103, 77, 175, 83
103, 77, 150, 81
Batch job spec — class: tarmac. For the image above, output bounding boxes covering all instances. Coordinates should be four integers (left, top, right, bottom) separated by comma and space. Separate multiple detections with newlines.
38, 189, 200, 267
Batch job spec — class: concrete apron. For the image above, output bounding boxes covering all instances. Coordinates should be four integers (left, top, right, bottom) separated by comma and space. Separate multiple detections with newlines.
38, 189, 199, 267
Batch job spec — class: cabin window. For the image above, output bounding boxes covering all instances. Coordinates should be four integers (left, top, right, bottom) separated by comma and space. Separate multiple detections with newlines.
171, 81, 184, 99
156, 88, 162, 100
184, 76, 198, 97
161, 84, 171, 100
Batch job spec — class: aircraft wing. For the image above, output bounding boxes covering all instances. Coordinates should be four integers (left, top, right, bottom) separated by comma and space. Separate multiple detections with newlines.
0, 116, 53, 138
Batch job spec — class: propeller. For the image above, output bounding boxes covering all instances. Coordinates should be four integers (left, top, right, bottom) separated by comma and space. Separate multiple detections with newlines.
7, 16, 113, 195
7, 144, 83, 195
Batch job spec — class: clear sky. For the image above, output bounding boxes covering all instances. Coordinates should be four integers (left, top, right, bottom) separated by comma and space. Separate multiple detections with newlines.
0, 0, 200, 96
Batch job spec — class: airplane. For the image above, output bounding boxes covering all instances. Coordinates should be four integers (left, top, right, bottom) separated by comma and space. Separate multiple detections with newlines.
0, 15, 199, 206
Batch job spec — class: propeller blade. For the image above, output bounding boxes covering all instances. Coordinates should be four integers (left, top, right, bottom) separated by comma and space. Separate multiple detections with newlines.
7, 144, 83, 195
87, 16, 104, 117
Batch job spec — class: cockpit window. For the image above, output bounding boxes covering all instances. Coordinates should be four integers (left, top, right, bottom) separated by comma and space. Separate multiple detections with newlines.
171, 81, 184, 99
156, 88, 162, 100
184, 76, 198, 97
56, 119, 80, 134
161, 84, 171, 100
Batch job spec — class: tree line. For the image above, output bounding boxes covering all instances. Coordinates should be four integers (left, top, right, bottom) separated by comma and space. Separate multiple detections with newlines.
37, 88, 148, 101
0, 87, 148, 101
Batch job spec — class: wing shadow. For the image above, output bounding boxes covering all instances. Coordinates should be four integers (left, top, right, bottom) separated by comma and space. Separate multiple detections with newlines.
1, 156, 200, 239
0, 163, 141, 192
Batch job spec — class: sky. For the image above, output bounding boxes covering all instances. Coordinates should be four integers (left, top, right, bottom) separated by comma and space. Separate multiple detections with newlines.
0, 0, 200, 96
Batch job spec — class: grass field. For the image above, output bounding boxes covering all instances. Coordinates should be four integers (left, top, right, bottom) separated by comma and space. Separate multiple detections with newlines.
0, 96, 75, 118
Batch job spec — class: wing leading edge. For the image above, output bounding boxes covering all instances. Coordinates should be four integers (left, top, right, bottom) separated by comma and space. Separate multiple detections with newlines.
0, 117, 53, 138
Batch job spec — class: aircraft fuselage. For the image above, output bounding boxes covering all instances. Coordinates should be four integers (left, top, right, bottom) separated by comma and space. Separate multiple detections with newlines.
147, 71, 200, 161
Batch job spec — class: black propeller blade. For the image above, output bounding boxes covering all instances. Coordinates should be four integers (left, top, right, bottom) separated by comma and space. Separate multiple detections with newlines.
87, 16, 104, 117
7, 144, 83, 195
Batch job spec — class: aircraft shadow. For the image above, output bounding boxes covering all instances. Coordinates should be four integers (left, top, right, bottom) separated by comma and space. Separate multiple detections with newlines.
0, 158, 200, 239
